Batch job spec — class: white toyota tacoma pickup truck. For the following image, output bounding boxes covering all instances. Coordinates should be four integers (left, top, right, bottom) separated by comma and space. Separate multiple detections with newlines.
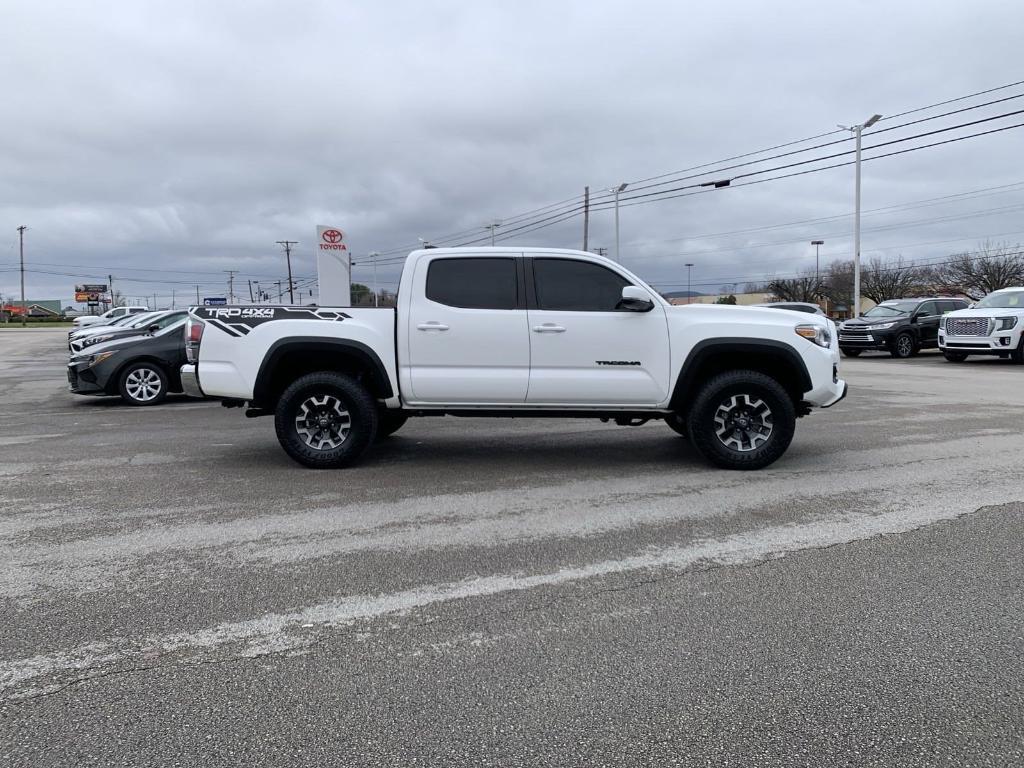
181, 247, 846, 470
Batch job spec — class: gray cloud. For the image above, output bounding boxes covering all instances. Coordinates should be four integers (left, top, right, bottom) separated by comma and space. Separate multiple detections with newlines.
2, 0, 1023, 305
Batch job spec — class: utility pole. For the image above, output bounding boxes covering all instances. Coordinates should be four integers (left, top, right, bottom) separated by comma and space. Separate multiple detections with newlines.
276, 241, 298, 303
594, 247, 608, 257
685, 263, 695, 304
840, 113, 881, 318
582, 186, 590, 252
108, 274, 116, 309
224, 270, 238, 304
17, 226, 26, 327
484, 221, 501, 246
247, 279, 254, 303
275, 280, 283, 302
195, 285, 201, 306
171, 288, 176, 309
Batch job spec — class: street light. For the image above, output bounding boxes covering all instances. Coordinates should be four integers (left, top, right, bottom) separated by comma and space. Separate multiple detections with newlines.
484, 219, 502, 246
811, 240, 824, 288
610, 182, 628, 263
838, 113, 882, 318
368, 251, 380, 306
685, 262, 695, 304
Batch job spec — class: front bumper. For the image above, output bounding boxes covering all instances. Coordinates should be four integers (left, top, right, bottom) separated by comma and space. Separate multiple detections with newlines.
179, 364, 205, 398
939, 329, 1022, 355
67, 360, 108, 395
838, 328, 895, 350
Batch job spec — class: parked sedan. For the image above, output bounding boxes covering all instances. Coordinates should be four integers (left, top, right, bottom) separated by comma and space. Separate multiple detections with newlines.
67, 317, 188, 405
70, 310, 188, 354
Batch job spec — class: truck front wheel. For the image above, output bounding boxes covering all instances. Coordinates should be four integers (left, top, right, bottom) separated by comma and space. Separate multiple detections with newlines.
274, 372, 378, 469
686, 370, 796, 470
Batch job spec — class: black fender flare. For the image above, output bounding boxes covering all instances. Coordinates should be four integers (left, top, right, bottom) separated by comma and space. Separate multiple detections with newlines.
669, 338, 813, 410
253, 337, 394, 405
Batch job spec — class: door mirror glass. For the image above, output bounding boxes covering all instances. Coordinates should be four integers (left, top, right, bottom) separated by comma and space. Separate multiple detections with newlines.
147, 324, 160, 333
618, 286, 654, 312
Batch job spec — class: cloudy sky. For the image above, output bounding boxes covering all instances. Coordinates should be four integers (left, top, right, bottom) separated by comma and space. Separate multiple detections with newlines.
2, 0, 1023, 306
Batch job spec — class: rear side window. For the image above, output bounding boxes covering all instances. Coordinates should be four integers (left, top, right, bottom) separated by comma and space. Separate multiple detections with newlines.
426, 258, 518, 310
939, 300, 965, 314
533, 258, 630, 311
916, 301, 939, 317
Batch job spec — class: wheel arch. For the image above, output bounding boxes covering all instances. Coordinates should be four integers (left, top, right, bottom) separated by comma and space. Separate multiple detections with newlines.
669, 339, 812, 413
253, 337, 393, 408
107, 355, 175, 395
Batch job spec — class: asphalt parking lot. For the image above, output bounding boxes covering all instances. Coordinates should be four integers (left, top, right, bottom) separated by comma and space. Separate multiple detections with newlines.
1, 327, 1022, 767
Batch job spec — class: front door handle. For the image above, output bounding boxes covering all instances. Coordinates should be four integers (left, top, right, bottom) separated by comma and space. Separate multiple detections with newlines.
533, 324, 566, 333
417, 322, 450, 331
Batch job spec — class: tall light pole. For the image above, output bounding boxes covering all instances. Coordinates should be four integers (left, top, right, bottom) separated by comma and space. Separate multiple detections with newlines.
839, 113, 881, 318
368, 251, 380, 307
811, 240, 824, 289
610, 182, 628, 263
16, 226, 27, 327
685, 262, 695, 304
484, 220, 502, 246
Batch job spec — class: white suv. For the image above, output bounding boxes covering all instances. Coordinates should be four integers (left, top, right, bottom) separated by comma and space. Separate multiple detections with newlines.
73, 305, 149, 329
938, 287, 1024, 362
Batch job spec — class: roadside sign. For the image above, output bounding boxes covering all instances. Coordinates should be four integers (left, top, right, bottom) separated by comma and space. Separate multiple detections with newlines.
203, 297, 228, 306
76, 283, 108, 293
316, 224, 351, 306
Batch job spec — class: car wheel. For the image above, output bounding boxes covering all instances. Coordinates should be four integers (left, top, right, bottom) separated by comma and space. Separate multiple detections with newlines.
943, 352, 968, 362
377, 410, 408, 438
685, 370, 796, 470
665, 412, 688, 438
840, 348, 862, 357
890, 333, 916, 359
274, 372, 378, 469
118, 363, 168, 406
1012, 337, 1024, 364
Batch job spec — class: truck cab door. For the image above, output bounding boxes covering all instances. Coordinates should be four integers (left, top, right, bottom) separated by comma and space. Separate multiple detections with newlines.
525, 257, 670, 405
403, 255, 530, 405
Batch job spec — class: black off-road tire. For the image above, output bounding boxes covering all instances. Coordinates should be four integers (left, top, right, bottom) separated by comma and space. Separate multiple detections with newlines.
377, 410, 409, 438
118, 362, 169, 406
943, 351, 968, 362
274, 372, 378, 469
840, 348, 862, 358
890, 332, 917, 359
686, 370, 796, 471
665, 412, 688, 438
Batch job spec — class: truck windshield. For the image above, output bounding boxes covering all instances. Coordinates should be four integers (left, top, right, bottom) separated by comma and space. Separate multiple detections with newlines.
976, 290, 1024, 309
863, 302, 916, 317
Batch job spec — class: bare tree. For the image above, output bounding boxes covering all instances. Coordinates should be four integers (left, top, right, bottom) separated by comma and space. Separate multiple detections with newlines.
766, 272, 821, 303
820, 260, 854, 312
928, 242, 1024, 300
861, 256, 928, 303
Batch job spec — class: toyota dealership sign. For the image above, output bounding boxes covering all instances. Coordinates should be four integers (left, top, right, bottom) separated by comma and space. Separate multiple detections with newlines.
316, 225, 351, 306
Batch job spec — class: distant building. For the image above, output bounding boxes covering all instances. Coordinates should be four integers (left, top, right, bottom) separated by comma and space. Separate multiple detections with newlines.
1, 300, 65, 317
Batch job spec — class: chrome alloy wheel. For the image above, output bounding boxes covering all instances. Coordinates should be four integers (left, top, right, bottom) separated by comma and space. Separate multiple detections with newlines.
295, 395, 351, 451
124, 368, 163, 402
713, 393, 773, 452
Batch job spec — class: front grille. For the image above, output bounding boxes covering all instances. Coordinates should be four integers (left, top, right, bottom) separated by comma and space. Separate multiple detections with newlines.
947, 318, 990, 336
839, 329, 872, 340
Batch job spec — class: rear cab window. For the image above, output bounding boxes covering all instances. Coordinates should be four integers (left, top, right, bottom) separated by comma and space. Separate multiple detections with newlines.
425, 257, 519, 310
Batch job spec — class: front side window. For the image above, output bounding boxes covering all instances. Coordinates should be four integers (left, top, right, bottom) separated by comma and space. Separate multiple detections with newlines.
425, 258, 517, 310
916, 301, 938, 317
533, 258, 631, 311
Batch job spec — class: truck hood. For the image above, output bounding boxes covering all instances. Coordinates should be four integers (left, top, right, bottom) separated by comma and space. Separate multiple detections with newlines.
945, 306, 1024, 318
669, 302, 832, 328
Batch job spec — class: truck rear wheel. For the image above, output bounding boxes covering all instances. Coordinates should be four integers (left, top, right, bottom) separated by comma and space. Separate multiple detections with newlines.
274, 372, 378, 469
686, 370, 795, 470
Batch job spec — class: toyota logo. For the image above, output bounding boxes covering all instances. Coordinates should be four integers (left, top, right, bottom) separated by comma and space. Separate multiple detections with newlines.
322, 229, 343, 244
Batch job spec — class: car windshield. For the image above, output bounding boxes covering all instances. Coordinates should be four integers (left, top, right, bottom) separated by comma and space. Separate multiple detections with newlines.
976, 290, 1024, 309
863, 301, 916, 318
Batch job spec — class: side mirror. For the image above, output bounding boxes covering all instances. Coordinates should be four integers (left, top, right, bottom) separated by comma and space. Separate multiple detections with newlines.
147, 324, 160, 333
968, 303, 975, 309
619, 285, 654, 312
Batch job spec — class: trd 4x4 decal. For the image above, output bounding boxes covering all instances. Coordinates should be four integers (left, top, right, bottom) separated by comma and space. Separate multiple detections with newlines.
193, 307, 352, 337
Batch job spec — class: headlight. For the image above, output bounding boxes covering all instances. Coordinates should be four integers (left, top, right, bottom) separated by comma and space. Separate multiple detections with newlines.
870, 321, 897, 330
88, 351, 117, 367
795, 323, 832, 348
997, 316, 1018, 331
83, 334, 112, 347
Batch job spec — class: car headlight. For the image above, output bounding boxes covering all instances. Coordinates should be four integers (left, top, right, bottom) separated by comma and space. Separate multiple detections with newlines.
997, 316, 1018, 331
83, 334, 112, 347
795, 323, 832, 348
88, 350, 117, 367
869, 321, 897, 330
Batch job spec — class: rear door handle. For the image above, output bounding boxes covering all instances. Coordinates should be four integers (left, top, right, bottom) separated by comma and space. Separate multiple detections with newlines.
533, 324, 566, 333
417, 322, 450, 331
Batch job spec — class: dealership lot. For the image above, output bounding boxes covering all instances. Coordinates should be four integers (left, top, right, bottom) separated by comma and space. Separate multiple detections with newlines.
1, 328, 1022, 766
